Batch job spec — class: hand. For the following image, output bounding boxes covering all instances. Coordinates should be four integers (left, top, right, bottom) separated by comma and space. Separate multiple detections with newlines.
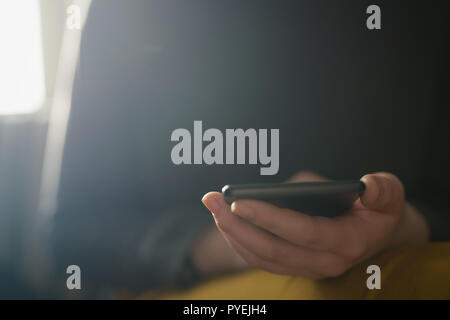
201, 172, 429, 279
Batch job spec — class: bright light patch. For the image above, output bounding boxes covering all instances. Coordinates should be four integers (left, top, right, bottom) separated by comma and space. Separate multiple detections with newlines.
0, 1, 46, 115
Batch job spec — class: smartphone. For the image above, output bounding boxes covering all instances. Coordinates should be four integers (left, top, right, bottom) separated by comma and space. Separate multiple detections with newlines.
222, 180, 365, 217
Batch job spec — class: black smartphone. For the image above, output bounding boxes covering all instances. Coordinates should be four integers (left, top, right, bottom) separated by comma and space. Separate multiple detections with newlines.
222, 181, 365, 217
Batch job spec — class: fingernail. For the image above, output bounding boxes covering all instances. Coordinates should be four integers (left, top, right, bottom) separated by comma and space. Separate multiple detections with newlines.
361, 175, 380, 205
231, 201, 252, 216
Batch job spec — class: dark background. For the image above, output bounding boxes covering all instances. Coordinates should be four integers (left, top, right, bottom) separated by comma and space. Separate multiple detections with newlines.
0, 0, 448, 298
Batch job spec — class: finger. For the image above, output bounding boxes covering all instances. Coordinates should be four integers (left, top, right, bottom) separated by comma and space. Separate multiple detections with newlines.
231, 198, 356, 254
226, 237, 322, 279
202, 193, 320, 277
287, 171, 330, 183
202, 192, 335, 270
360, 172, 405, 213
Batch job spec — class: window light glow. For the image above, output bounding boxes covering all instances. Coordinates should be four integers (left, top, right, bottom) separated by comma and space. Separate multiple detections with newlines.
0, 1, 46, 115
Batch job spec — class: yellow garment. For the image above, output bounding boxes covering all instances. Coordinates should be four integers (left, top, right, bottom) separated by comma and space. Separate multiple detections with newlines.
141, 243, 450, 300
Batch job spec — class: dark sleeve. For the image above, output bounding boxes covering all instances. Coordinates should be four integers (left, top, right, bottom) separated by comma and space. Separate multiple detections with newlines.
411, 115, 450, 242
51, 202, 213, 292
50, 0, 215, 293
50, 109, 214, 293
50, 76, 214, 292
409, 42, 450, 242
413, 200, 450, 242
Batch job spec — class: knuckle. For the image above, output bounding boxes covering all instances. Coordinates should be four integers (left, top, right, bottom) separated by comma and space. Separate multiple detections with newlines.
339, 224, 368, 262
344, 243, 366, 261
301, 216, 319, 245
244, 209, 257, 221
260, 214, 277, 230
277, 246, 291, 260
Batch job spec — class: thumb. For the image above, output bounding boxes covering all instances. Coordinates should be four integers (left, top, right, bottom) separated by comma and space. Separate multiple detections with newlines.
360, 172, 405, 213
